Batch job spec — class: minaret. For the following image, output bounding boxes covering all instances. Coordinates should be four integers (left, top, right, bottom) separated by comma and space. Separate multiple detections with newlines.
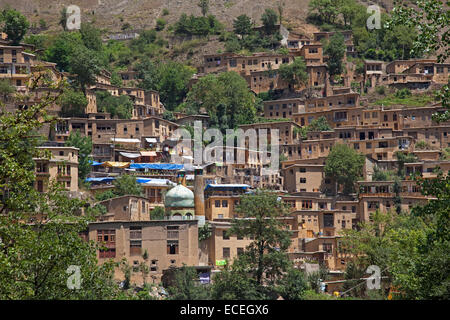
194, 166, 205, 227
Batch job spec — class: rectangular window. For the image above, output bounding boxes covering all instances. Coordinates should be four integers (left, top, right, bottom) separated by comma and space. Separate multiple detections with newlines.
237, 248, 244, 256
167, 240, 179, 255
215, 200, 221, 207
223, 247, 230, 258
300, 178, 307, 183
223, 230, 230, 240
130, 240, 142, 255
222, 200, 228, 208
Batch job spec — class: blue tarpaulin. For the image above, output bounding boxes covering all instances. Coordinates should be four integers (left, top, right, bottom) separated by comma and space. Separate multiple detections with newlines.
89, 160, 104, 166
204, 184, 250, 192
85, 177, 115, 182
129, 163, 184, 170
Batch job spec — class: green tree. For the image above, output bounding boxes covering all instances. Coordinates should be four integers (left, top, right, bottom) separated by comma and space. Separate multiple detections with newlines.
96, 91, 134, 119
0, 79, 120, 299
65, 131, 93, 183
323, 33, 346, 78
324, 144, 365, 194
339, 0, 359, 26
185, 71, 256, 129
138, 59, 195, 111
167, 265, 211, 299
80, 23, 103, 52
44, 31, 85, 72
297, 116, 332, 139
388, 0, 449, 119
0, 8, 30, 45
151, 206, 165, 220
68, 46, 102, 94
233, 15, 252, 39
59, 88, 88, 118
394, 151, 418, 179
230, 190, 292, 286
261, 9, 278, 35
155, 18, 166, 31
276, 267, 308, 300
113, 175, 142, 197
211, 261, 267, 300
308, 0, 339, 25
278, 57, 308, 91
0, 79, 15, 101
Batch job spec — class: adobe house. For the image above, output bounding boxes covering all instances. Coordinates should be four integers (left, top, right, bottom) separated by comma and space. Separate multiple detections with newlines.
96, 195, 152, 222
34, 146, 79, 193
89, 220, 199, 284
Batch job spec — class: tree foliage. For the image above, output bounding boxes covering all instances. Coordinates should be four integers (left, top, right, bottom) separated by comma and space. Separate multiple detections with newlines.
96, 90, 134, 119
278, 57, 308, 90
0, 8, 30, 45
185, 71, 257, 130
324, 144, 365, 194
59, 88, 88, 118
230, 190, 292, 286
0, 79, 120, 299
65, 131, 93, 183
137, 59, 195, 111
113, 175, 143, 197
323, 33, 346, 77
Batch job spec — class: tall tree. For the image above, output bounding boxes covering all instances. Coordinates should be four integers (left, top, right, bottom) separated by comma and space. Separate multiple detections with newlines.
65, 131, 93, 183
113, 175, 142, 197
68, 46, 102, 94
0, 8, 30, 45
233, 15, 252, 39
261, 8, 278, 35
324, 143, 365, 194
80, 23, 103, 52
137, 59, 195, 111
167, 265, 211, 299
323, 33, 346, 78
308, 0, 339, 25
185, 71, 257, 130
229, 190, 292, 286
0, 79, 120, 299
278, 57, 308, 91
59, 88, 88, 118
388, 0, 450, 120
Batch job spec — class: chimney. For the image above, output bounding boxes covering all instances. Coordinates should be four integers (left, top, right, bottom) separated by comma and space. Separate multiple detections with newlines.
194, 166, 205, 227
177, 169, 186, 186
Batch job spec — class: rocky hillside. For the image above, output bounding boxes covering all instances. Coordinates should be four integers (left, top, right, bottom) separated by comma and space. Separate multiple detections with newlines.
0, 0, 394, 36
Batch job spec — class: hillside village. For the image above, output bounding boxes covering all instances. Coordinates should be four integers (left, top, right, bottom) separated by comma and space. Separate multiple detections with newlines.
0, 0, 449, 301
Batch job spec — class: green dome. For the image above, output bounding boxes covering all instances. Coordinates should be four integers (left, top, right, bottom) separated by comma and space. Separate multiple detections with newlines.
165, 184, 195, 208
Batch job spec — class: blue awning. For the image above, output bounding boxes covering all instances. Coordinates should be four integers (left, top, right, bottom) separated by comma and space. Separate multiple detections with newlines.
204, 184, 250, 192
136, 178, 152, 184
89, 160, 104, 166
85, 177, 115, 183
129, 163, 184, 170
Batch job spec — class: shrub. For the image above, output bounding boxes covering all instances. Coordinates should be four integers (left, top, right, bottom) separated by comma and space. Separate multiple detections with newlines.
376, 85, 386, 95
395, 88, 412, 99
155, 18, 166, 31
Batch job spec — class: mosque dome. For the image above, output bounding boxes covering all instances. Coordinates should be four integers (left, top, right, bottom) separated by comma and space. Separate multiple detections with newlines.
164, 184, 195, 208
